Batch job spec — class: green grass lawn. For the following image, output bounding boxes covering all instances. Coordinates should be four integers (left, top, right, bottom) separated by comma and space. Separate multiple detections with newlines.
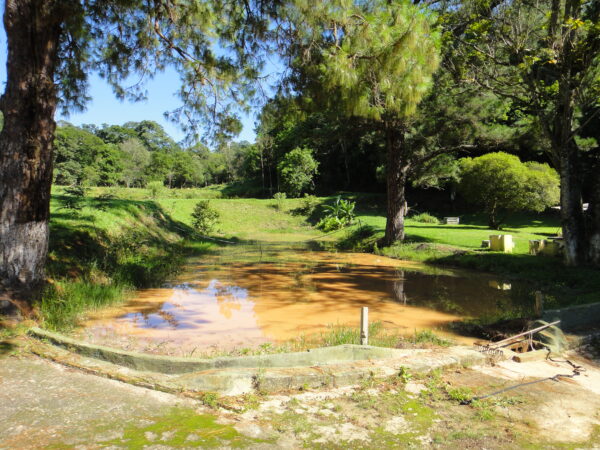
156, 197, 324, 242
335, 192, 560, 254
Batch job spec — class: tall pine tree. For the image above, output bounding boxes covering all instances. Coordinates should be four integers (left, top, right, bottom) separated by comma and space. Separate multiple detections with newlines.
281, 0, 441, 243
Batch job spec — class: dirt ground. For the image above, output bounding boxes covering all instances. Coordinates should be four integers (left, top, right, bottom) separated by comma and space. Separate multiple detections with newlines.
1, 337, 599, 449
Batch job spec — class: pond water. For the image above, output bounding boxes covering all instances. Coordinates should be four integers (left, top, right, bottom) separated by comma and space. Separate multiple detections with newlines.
78, 242, 535, 355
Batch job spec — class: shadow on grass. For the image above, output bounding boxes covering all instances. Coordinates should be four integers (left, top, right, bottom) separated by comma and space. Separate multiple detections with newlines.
407, 224, 493, 231
289, 206, 324, 226
456, 211, 561, 230
48, 196, 203, 286
433, 251, 600, 306
404, 234, 437, 244
220, 180, 266, 198
0, 341, 16, 356
52, 195, 197, 235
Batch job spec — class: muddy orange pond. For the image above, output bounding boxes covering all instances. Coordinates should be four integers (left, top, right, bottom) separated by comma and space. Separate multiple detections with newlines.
77, 242, 533, 355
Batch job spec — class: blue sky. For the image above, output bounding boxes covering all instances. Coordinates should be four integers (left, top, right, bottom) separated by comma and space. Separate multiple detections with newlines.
0, 19, 274, 145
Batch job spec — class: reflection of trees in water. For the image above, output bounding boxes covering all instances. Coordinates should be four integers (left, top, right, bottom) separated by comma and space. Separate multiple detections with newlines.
392, 270, 408, 304
156, 309, 179, 327
498, 283, 538, 319
213, 281, 248, 319
416, 280, 466, 315
388, 271, 467, 314
289, 263, 318, 292
219, 301, 241, 319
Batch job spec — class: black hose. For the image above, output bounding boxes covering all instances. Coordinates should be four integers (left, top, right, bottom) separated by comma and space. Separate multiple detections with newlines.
460, 357, 584, 405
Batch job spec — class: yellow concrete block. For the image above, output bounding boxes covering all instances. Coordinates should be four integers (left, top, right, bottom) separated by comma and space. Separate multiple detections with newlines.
539, 240, 562, 257
489, 235, 514, 253
529, 240, 545, 255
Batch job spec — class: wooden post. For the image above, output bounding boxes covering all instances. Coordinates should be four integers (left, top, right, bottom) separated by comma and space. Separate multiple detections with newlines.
360, 307, 369, 345
534, 291, 544, 317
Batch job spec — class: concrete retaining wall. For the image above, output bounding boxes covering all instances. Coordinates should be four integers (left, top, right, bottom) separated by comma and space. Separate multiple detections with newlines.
29, 327, 424, 374
29, 332, 490, 396
543, 302, 600, 330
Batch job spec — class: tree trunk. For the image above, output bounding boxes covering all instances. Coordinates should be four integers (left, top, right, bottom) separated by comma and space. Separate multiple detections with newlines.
488, 217, 500, 230
259, 146, 265, 191
0, 0, 62, 293
552, 61, 584, 265
558, 144, 585, 266
383, 123, 409, 245
340, 137, 350, 189
588, 151, 600, 265
552, 0, 585, 266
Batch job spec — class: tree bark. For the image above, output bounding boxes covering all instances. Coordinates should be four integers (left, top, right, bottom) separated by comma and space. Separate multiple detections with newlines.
551, 0, 585, 266
0, 0, 62, 292
588, 150, 600, 265
557, 143, 585, 266
383, 122, 409, 245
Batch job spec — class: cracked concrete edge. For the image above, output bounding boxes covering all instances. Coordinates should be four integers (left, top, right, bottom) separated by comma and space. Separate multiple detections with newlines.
27, 336, 494, 396
28, 327, 439, 374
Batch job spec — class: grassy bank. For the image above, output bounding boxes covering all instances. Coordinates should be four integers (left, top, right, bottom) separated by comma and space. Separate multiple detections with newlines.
156, 197, 323, 242
338, 205, 600, 308
41, 187, 213, 330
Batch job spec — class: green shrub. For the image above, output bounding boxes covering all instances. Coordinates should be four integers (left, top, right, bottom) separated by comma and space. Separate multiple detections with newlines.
317, 216, 344, 232
191, 200, 220, 234
273, 192, 287, 210
446, 386, 474, 403
146, 181, 166, 199
299, 194, 320, 215
95, 190, 118, 211
411, 212, 439, 224
61, 185, 87, 210
317, 196, 356, 231
101, 187, 121, 199
277, 147, 319, 197
459, 152, 559, 229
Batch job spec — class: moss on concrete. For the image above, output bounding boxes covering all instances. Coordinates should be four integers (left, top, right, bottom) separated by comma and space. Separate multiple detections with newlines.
98, 407, 269, 448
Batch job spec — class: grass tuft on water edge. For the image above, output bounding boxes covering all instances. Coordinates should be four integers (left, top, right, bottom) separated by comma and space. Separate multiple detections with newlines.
180, 322, 453, 359
39, 281, 130, 331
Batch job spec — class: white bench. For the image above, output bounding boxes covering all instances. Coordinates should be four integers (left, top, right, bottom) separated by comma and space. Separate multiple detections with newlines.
444, 217, 460, 225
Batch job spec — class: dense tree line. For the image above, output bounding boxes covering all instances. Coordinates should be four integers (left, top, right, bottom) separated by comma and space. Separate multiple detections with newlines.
52, 120, 257, 189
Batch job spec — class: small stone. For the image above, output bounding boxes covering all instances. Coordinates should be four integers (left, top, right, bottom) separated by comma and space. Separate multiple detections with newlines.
404, 382, 426, 395
144, 431, 157, 441
384, 416, 410, 434
234, 422, 264, 439
160, 430, 175, 441
185, 433, 200, 442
